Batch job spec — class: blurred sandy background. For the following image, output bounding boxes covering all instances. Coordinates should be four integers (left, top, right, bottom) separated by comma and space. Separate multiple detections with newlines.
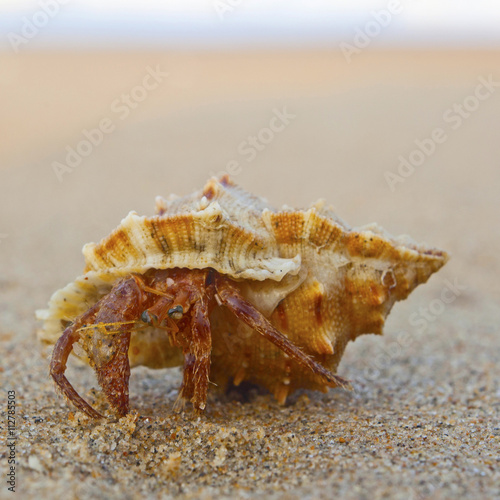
1, 36, 499, 500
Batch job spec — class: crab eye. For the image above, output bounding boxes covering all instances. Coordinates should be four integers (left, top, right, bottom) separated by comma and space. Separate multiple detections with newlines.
168, 305, 183, 320
141, 310, 157, 326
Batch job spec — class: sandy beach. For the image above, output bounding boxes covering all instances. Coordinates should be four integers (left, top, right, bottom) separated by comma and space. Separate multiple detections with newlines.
0, 49, 499, 499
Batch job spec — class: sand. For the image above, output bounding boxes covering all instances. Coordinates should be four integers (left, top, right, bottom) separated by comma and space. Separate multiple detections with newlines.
0, 50, 499, 499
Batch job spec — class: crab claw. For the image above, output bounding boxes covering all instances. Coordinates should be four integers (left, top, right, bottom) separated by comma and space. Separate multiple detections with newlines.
94, 331, 132, 418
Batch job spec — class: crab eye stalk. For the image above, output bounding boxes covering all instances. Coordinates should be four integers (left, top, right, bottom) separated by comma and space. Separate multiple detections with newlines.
168, 305, 183, 320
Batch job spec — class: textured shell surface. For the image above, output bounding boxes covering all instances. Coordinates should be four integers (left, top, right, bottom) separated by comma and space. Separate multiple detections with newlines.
37, 176, 448, 403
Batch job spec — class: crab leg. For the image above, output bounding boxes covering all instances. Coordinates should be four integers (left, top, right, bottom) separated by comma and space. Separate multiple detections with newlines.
88, 276, 147, 416
51, 276, 147, 419
50, 304, 104, 419
95, 331, 132, 418
178, 295, 212, 410
215, 276, 351, 390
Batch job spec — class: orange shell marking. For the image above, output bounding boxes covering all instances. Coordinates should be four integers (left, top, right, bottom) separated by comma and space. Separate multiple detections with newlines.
37, 176, 448, 407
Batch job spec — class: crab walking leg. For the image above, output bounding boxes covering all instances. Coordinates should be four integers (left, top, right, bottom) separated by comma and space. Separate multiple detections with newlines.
175, 353, 195, 411
95, 331, 132, 417
50, 304, 104, 419
215, 277, 351, 391
179, 295, 212, 410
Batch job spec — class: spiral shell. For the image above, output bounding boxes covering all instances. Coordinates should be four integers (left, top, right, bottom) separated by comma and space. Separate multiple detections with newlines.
37, 176, 448, 402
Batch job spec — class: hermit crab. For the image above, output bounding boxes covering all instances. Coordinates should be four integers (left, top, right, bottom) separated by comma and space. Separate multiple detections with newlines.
37, 176, 448, 419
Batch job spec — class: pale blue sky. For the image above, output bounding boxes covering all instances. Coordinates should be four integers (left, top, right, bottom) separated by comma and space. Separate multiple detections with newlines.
1, 0, 500, 50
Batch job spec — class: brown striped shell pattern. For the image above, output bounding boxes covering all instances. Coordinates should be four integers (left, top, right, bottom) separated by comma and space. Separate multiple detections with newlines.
37, 176, 448, 419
